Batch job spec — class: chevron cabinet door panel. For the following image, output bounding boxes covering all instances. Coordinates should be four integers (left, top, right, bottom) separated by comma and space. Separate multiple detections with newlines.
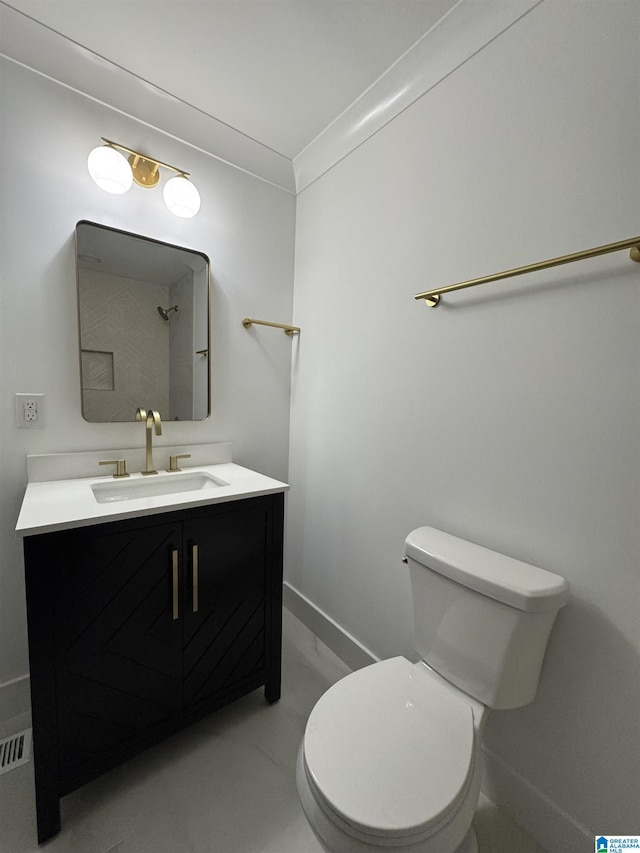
181, 502, 271, 713
52, 521, 184, 791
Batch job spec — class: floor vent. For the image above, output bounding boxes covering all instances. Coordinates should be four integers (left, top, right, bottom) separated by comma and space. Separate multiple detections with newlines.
0, 729, 32, 776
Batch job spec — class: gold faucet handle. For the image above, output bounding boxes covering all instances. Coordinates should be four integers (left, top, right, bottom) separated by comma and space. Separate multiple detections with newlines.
167, 454, 191, 473
135, 407, 148, 421
99, 459, 129, 478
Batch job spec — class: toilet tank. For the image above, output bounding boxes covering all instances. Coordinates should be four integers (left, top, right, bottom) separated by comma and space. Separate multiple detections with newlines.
404, 527, 569, 710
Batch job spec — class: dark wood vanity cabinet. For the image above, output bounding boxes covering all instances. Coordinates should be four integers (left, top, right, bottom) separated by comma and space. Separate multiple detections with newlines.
23, 493, 284, 843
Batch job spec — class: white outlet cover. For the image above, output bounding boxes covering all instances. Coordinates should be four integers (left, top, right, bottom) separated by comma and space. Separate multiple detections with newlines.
15, 393, 46, 428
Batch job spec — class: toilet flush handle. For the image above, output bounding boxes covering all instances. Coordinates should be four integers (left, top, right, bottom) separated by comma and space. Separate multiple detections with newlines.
401, 555, 408, 564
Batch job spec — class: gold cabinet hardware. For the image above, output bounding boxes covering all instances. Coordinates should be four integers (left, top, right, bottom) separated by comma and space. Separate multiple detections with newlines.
242, 318, 300, 335
192, 544, 199, 613
171, 549, 179, 621
415, 235, 640, 307
99, 459, 129, 478
167, 453, 191, 472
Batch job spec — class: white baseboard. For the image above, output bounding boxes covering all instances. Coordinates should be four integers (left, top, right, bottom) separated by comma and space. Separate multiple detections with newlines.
481, 746, 592, 853
283, 582, 378, 672
0, 674, 31, 723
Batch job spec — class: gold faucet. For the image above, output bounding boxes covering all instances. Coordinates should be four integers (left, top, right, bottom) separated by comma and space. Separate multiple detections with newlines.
135, 408, 163, 475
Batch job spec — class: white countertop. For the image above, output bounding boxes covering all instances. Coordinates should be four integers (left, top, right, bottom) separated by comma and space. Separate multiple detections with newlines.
16, 463, 289, 537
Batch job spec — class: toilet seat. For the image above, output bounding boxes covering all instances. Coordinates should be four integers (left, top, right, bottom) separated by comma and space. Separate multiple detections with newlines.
302, 657, 478, 846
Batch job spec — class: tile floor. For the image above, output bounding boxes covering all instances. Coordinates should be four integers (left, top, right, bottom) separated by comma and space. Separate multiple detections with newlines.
0, 610, 545, 853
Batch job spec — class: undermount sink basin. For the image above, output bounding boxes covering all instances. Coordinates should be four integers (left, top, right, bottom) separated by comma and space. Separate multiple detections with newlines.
91, 471, 229, 504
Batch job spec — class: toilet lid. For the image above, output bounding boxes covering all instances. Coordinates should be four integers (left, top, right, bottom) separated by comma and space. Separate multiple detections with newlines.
303, 657, 475, 841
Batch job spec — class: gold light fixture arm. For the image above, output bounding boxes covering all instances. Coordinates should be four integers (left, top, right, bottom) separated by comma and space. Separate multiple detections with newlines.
415, 235, 640, 307
102, 137, 189, 182
242, 318, 300, 336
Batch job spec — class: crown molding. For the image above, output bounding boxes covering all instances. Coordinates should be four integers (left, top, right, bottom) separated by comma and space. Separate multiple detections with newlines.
293, 0, 542, 194
0, 0, 543, 198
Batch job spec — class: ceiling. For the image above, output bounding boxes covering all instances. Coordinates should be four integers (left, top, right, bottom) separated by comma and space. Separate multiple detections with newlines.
3, 0, 458, 160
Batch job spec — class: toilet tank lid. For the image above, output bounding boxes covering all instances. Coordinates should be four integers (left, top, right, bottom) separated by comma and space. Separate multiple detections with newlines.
405, 527, 570, 612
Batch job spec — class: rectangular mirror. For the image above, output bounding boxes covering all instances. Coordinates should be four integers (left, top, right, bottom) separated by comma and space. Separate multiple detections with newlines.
76, 221, 210, 422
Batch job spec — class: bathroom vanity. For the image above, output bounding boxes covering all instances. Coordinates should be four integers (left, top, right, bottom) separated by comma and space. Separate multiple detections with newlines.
17, 457, 287, 843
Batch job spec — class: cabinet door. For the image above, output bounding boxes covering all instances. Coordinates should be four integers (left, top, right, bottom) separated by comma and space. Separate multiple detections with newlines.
181, 501, 272, 713
51, 519, 184, 790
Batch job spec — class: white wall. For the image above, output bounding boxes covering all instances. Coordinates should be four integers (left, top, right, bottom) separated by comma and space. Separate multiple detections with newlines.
288, 2, 639, 849
0, 59, 295, 708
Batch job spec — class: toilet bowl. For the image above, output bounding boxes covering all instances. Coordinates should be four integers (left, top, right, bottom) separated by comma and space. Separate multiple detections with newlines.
297, 656, 486, 853
296, 526, 569, 853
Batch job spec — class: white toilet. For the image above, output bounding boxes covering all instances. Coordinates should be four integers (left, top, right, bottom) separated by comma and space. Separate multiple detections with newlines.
296, 526, 569, 853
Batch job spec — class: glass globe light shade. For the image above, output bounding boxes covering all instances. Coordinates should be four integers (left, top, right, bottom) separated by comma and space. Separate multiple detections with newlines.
163, 175, 201, 218
87, 145, 133, 194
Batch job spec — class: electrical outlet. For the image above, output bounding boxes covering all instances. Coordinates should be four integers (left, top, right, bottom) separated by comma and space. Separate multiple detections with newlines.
15, 393, 46, 428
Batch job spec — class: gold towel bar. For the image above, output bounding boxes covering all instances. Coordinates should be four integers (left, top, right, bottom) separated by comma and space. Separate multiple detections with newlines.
242, 318, 300, 335
415, 236, 640, 307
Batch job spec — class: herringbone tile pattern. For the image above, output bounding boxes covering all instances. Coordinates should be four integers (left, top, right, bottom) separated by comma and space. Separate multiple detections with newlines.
79, 268, 170, 421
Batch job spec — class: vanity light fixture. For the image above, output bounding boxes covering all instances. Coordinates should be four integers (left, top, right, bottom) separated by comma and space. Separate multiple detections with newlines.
87, 138, 201, 218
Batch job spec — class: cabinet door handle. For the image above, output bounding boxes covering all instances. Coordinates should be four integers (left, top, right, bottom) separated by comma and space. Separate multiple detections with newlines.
171, 549, 179, 621
192, 544, 199, 613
